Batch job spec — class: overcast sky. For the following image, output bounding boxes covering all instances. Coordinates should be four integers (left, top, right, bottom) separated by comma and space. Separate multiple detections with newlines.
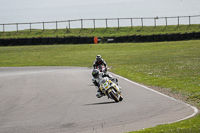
0, 0, 199, 24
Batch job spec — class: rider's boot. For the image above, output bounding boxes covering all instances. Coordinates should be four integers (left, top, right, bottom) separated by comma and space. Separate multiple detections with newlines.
96, 89, 105, 98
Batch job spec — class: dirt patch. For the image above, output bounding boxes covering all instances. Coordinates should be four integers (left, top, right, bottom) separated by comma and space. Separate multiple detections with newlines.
148, 85, 200, 112
148, 86, 187, 102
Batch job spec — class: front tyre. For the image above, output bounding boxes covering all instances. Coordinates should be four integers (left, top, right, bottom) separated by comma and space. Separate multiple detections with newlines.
119, 96, 123, 101
109, 91, 120, 102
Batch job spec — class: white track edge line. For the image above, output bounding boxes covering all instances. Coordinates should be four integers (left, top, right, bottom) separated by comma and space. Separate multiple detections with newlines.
111, 72, 199, 123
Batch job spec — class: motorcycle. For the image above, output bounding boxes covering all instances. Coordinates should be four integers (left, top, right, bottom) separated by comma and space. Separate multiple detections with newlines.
99, 77, 123, 102
96, 65, 107, 73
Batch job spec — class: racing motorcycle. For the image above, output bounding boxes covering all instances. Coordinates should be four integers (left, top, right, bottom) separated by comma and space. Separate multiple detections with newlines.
96, 65, 107, 73
99, 77, 123, 102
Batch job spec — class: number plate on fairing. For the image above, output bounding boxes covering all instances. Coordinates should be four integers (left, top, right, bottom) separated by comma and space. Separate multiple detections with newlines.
102, 82, 109, 89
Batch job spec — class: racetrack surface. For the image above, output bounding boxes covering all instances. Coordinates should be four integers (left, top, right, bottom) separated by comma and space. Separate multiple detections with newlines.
0, 67, 198, 133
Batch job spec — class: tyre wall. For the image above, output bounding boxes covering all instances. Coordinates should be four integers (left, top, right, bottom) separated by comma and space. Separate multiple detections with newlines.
0, 32, 200, 46
104, 32, 200, 43
0, 36, 94, 46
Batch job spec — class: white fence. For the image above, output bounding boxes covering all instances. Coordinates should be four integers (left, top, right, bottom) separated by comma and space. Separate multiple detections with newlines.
0, 15, 200, 32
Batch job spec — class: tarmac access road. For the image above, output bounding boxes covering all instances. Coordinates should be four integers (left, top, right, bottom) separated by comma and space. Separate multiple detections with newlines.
0, 67, 198, 133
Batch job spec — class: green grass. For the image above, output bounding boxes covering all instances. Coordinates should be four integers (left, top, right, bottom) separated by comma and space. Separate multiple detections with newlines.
129, 114, 200, 133
0, 40, 200, 132
0, 24, 200, 39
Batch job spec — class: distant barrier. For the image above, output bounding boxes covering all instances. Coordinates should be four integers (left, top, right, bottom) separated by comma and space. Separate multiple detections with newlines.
0, 15, 200, 32
104, 32, 200, 43
0, 36, 95, 46
1, 32, 200, 46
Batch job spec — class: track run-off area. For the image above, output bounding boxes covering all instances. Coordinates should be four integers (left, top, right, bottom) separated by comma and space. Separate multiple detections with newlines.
0, 67, 198, 133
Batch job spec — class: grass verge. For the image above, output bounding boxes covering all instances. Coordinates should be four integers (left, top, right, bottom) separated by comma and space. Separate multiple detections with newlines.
0, 40, 200, 132
0, 24, 200, 38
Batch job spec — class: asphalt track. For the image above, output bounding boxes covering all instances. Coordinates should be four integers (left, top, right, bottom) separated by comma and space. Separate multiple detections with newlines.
0, 67, 198, 133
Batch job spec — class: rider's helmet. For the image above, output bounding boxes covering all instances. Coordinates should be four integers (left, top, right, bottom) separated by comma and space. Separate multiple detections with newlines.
96, 55, 101, 61
92, 69, 99, 78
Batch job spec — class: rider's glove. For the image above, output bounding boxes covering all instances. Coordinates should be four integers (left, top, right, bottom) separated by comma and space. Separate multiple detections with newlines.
105, 67, 107, 71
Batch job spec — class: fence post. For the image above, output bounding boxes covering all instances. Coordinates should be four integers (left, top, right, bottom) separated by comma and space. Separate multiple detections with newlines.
155, 16, 158, 28
106, 18, 108, 28
189, 16, 191, 25
30, 23, 32, 32
16, 23, 18, 32
81, 19, 83, 29
165, 17, 168, 27
118, 18, 120, 29
43, 22, 45, 31
56, 21, 58, 30
68, 20, 71, 29
141, 18, 143, 27
178, 16, 179, 26
93, 19, 95, 29
3, 24, 5, 32
131, 18, 133, 28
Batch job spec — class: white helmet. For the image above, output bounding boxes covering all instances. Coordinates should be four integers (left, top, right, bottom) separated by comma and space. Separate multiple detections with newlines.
96, 55, 101, 61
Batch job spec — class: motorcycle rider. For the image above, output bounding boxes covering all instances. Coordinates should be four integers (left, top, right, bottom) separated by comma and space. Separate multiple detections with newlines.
92, 69, 120, 98
93, 55, 107, 72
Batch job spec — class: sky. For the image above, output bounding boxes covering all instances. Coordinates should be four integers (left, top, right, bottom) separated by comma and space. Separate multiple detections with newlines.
0, 0, 199, 30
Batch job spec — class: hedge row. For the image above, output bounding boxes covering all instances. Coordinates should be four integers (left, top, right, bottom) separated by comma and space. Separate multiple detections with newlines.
0, 36, 94, 46
0, 32, 200, 46
105, 32, 200, 43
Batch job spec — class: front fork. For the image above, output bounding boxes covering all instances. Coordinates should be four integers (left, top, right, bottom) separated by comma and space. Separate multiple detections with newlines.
107, 88, 121, 99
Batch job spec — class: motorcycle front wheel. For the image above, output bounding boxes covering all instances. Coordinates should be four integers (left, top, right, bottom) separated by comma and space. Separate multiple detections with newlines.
109, 90, 120, 102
